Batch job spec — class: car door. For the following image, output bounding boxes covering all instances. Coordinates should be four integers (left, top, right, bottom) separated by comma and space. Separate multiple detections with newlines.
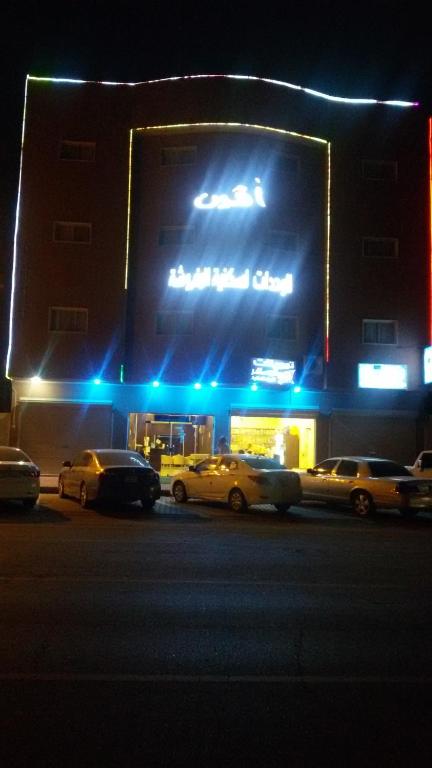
83, 452, 99, 498
67, 451, 87, 497
326, 459, 359, 503
186, 457, 220, 499
301, 458, 339, 501
68, 451, 96, 499
210, 456, 239, 500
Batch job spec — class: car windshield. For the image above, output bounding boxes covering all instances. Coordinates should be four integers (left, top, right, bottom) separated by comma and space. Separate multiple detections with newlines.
0, 447, 30, 462
96, 451, 149, 468
241, 456, 286, 470
367, 460, 412, 477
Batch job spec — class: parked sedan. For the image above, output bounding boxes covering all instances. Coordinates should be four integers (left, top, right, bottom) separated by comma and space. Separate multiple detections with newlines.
171, 453, 302, 512
58, 449, 161, 509
299, 456, 432, 517
0, 445, 40, 508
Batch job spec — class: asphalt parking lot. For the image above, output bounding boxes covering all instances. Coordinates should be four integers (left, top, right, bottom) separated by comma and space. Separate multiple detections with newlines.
2, 491, 432, 767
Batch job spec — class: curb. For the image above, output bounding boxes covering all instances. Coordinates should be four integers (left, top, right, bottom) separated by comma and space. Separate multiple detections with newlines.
41, 485, 172, 497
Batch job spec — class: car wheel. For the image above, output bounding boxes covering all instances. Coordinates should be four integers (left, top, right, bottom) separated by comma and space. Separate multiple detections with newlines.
399, 508, 419, 519
275, 503, 291, 513
351, 490, 375, 517
228, 488, 247, 513
141, 498, 156, 511
58, 478, 66, 498
173, 481, 188, 503
80, 483, 90, 509
22, 497, 37, 509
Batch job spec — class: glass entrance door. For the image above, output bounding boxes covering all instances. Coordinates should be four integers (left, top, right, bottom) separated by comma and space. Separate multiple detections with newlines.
128, 413, 214, 475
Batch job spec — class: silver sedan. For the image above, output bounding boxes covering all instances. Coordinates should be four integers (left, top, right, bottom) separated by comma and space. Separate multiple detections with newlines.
299, 456, 432, 517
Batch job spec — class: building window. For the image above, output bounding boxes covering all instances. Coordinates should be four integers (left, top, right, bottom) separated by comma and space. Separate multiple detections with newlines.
362, 159, 398, 181
362, 320, 397, 345
59, 141, 96, 162
266, 229, 298, 253
158, 226, 195, 246
53, 221, 92, 244
362, 237, 398, 259
161, 146, 197, 165
49, 307, 88, 333
156, 312, 194, 335
266, 315, 297, 341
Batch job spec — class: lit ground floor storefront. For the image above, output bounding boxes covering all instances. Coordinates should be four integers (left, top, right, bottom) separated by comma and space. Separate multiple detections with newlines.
127, 412, 215, 474
9, 379, 427, 476
127, 412, 316, 474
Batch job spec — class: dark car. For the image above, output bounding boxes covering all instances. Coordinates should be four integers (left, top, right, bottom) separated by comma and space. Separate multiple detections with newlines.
58, 449, 161, 509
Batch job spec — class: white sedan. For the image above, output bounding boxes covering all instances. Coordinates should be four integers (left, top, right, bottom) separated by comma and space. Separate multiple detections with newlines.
171, 453, 302, 512
0, 445, 40, 508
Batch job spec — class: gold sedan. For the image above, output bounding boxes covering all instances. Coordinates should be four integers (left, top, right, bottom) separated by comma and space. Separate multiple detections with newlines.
171, 453, 302, 513
299, 456, 432, 517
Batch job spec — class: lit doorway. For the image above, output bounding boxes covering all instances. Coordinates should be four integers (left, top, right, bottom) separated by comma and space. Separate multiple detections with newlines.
230, 414, 315, 469
128, 412, 214, 475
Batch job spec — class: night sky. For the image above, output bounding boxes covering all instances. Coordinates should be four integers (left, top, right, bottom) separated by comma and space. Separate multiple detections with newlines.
1, 0, 430, 271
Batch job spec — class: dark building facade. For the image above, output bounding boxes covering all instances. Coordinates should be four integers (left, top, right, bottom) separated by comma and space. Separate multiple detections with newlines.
6, 74, 432, 473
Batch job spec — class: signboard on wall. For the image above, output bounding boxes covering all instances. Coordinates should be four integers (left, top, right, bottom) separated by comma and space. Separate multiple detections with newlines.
153, 414, 207, 424
251, 357, 296, 386
424, 346, 432, 384
358, 363, 408, 390
193, 178, 266, 210
168, 265, 293, 296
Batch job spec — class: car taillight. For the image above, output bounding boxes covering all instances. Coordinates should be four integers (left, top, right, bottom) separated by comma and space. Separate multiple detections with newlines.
248, 475, 270, 485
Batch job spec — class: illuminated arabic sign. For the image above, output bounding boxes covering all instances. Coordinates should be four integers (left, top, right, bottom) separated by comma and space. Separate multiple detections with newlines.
251, 358, 296, 386
193, 178, 266, 209
168, 266, 293, 296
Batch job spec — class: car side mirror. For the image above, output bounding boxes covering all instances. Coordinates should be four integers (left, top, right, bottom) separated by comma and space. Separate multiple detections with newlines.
307, 468, 316, 475
62, 460, 72, 468
189, 465, 197, 472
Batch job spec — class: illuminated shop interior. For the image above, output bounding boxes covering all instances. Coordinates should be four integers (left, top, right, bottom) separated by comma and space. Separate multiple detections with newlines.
128, 412, 214, 475
128, 412, 315, 475
230, 415, 315, 469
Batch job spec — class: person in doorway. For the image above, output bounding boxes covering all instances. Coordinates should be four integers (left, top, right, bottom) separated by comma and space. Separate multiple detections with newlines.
216, 436, 229, 454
